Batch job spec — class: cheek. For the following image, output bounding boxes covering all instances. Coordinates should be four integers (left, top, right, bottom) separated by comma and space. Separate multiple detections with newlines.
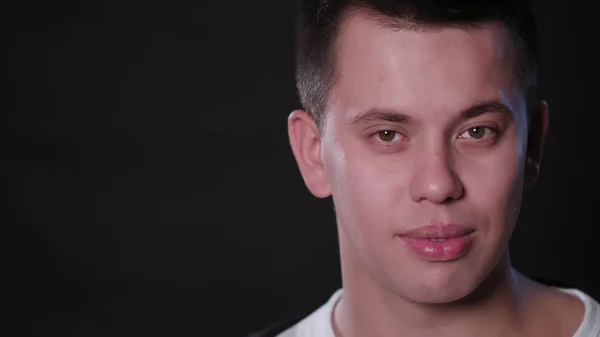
459, 143, 526, 231
323, 140, 382, 212
323, 133, 397, 203
323, 142, 408, 250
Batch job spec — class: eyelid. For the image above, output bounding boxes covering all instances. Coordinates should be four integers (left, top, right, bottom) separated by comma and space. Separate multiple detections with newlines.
457, 125, 500, 139
365, 125, 409, 136
370, 129, 407, 144
459, 120, 501, 131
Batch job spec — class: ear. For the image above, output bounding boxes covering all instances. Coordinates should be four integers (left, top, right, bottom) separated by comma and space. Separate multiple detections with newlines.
524, 100, 549, 188
288, 110, 331, 198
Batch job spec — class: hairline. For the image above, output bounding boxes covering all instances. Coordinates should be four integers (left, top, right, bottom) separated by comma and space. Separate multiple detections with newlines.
316, 6, 528, 131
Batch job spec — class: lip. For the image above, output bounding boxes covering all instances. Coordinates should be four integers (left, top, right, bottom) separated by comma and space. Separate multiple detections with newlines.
395, 224, 475, 261
398, 224, 475, 239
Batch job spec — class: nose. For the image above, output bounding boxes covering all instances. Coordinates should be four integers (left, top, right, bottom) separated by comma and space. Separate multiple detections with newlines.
409, 149, 464, 204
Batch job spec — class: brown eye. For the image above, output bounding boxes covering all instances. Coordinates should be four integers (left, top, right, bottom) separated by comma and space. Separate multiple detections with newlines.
460, 126, 496, 140
467, 127, 486, 139
377, 130, 398, 142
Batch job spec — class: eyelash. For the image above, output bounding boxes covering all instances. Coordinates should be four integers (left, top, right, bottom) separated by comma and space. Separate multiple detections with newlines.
374, 130, 405, 143
457, 126, 499, 140
372, 125, 500, 144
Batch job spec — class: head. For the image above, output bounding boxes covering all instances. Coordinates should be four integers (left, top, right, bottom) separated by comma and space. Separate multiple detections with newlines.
288, 0, 549, 304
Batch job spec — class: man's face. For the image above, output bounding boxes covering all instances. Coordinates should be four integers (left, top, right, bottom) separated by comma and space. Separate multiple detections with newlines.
317, 14, 533, 303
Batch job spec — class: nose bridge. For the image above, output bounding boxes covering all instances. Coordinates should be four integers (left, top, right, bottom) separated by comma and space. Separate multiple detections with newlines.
409, 140, 463, 204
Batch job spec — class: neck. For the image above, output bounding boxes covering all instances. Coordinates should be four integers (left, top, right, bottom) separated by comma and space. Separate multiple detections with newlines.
333, 238, 531, 337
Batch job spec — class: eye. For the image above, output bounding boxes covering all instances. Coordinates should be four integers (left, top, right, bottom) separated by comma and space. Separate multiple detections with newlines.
458, 126, 496, 140
375, 130, 402, 143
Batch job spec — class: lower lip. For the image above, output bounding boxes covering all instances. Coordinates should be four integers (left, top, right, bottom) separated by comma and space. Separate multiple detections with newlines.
399, 234, 473, 261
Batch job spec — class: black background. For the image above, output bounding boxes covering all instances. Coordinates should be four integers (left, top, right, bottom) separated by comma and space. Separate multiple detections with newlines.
9, 0, 598, 336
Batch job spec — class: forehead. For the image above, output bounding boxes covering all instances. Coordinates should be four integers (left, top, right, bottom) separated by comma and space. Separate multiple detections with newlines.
329, 10, 519, 120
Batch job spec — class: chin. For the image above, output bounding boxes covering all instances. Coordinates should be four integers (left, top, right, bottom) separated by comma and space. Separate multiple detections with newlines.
389, 270, 481, 304
411, 287, 475, 304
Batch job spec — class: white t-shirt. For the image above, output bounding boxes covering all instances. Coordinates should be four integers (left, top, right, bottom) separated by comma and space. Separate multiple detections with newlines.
277, 288, 600, 337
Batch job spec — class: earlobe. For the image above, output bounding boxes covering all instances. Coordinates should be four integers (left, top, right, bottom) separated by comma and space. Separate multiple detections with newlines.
288, 110, 332, 198
524, 157, 540, 188
524, 100, 549, 188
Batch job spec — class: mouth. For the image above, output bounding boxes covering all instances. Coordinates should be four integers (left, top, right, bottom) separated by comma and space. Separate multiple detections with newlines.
397, 223, 475, 240
395, 224, 475, 261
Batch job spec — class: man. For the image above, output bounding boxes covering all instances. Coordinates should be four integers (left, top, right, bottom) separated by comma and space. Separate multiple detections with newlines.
252, 0, 600, 336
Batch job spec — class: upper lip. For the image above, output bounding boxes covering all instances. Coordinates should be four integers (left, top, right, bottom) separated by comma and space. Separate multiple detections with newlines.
398, 224, 474, 239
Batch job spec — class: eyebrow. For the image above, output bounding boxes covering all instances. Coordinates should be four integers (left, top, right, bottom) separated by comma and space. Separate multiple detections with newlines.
349, 109, 411, 124
462, 100, 514, 119
349, 99, 514, 125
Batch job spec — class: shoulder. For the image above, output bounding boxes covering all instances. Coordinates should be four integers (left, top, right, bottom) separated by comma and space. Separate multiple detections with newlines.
555, 287, 600, 337
530, 276, 600, 337
532, 276, 600, 302
247, 310, 312, 337
247, 289, 343, 337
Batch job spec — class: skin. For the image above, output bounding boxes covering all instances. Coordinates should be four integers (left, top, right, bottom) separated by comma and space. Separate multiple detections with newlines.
288, 9, 583, 337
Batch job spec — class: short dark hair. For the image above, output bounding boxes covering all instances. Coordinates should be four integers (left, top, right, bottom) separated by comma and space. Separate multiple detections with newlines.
295, 0, 539, 128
